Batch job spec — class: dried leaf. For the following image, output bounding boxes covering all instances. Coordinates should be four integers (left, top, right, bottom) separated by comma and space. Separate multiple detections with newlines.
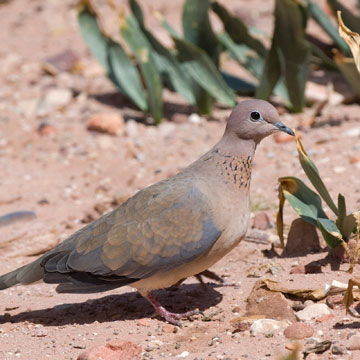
260, 279, 326, 300
344, 277, 360, 317
304, 340, 331, 355
338, 11, 360, 73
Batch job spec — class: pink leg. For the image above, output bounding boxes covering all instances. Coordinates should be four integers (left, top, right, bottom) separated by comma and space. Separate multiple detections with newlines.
145, 292, 201, 327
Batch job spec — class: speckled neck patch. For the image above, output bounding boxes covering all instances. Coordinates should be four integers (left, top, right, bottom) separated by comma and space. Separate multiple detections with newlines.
213, 150, 252, 189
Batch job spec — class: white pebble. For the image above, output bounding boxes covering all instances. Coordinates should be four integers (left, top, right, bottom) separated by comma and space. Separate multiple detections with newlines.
176, 351, 190, 358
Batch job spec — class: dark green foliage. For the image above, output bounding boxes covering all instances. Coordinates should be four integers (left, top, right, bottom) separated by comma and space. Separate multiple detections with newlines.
77, 0, 360, 121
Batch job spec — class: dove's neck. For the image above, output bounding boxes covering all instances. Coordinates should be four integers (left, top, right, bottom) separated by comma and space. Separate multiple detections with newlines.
214, 134, 257, 158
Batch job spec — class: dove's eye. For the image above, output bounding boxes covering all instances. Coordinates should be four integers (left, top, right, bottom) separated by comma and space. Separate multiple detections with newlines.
250, 111, 261, 121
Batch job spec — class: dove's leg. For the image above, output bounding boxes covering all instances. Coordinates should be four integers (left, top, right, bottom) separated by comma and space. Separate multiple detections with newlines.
145, 292, 200, 327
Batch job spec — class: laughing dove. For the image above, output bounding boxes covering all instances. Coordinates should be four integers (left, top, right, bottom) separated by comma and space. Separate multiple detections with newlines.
0, 99, 294, 326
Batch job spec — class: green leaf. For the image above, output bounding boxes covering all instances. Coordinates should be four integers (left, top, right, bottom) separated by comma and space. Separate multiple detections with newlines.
121, 15, 163, 123
129, 0, 196, 105
107, 39, 147, 111
157, 12, 214, 113
257, 0, 311, 112
129, 0, 144, 26
221, 72, 256, 95
256, 39, 288, 105
157, 15, 179, 37
78, 2, 109, 70
277, 175, 330, 248
78, 2, 147, 111
172, 36, 236, 107
327, 0, 360, 34
338, 214, 357, 240
218, 32, 263, 79
183, 0, 221, 65
295, 135, 339, 216
317, 218, 341, 248
192, 84, 215, 115
338, 193, 346, 219
279, 176, 329, 227
335, 193, 356, 239
211, 1, 267, 57
307, 0, 350, 55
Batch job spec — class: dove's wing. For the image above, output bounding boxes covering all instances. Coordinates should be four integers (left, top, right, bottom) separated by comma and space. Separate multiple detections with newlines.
41, 178, 222, 293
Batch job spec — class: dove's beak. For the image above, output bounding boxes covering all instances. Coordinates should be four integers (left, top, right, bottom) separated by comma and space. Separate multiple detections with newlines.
274, 121, 295, 136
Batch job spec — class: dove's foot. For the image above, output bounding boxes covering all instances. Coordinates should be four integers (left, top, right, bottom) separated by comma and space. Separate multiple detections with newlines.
145, 292, 201, 327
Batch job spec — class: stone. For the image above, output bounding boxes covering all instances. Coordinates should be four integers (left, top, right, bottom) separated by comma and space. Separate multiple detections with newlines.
350, 155, 360, 164
230, 315, 265, 331
77, 340, 141, 360
87, 113, 125, 136
252, 211, 271, 230
18, 99, 39, 117
37, 123, 57, 136
246, 280, 296, 321
189, 113, 205, 124
315, 314, 335, 323
162, 324, 176, 334
290, 264, 322, 274
245, 229, 270, 244
333, 166, 346, 174
344, 127, 360, 137
176, 351, 190, 358
147, 340, 163, 351
332, 344, 346, 354
283, 218, 320, 256
44, 87, 72, 108
346, 334, 360, 350
295, 303, 331, 322
284, 323, 314, 339
250, 319, 288, 336
290, 265, 306, 274
43, 49, 80, 75
136, 318, 150, 327
326, 294, 345, 310
247, 262, 284, 278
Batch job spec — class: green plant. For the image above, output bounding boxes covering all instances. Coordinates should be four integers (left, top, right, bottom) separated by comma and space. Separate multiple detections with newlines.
277, 134, 356, 251
77, 0, 360, 122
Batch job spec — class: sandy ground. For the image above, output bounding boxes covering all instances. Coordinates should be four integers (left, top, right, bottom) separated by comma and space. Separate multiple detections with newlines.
1, 0, 360, 359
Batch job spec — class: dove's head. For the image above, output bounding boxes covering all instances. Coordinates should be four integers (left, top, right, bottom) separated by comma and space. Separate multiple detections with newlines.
224, 99, 294, 143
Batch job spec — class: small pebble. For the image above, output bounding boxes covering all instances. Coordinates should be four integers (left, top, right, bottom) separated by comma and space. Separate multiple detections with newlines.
332, 345, 346, 354
346, 334, 360, 350
284, 323, 314, 339
296, 303, 331, 321
344, 127, 360, 137
176, 351, 190, 358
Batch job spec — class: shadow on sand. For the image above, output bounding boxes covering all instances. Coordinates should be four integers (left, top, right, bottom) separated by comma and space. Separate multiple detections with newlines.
0, 283, 224, 326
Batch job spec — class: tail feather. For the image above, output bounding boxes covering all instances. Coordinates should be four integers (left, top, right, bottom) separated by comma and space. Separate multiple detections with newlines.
0, 258, 44, 290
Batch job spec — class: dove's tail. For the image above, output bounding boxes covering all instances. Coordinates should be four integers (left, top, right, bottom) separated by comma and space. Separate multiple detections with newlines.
0, 258, 44, 290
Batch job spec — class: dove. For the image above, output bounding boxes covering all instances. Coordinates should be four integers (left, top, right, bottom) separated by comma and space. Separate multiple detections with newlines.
0, 99, 294, 326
